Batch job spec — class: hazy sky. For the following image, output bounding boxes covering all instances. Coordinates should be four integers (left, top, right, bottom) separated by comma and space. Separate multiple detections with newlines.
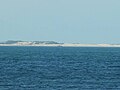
0, 0, 120, 43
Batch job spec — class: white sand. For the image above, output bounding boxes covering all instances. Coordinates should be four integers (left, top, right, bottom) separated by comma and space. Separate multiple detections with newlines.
0, 43, 120, 47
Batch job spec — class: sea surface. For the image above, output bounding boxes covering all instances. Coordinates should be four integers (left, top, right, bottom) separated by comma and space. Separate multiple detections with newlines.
0, 46, 120, 90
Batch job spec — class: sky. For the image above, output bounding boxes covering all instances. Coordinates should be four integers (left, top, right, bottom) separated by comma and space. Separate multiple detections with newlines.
0, 0, 120, 44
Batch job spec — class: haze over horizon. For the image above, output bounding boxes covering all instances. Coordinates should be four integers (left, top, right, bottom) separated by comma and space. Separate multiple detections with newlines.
0, 0, 120, 44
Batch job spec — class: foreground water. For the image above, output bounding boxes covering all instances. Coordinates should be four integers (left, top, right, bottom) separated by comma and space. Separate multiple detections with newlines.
0, 46, 120, 90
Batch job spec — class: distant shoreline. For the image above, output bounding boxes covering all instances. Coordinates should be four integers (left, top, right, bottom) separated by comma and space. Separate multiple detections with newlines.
0, 41, 120, 47
0, 44, 120, 47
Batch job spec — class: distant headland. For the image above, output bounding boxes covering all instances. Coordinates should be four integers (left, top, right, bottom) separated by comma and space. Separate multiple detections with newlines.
0, 40, 120, 47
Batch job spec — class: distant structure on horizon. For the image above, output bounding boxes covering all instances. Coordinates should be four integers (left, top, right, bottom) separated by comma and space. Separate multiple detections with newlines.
0, 40, 61, 44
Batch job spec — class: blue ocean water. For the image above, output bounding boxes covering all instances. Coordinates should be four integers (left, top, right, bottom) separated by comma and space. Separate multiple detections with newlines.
0, 46, 120, 90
